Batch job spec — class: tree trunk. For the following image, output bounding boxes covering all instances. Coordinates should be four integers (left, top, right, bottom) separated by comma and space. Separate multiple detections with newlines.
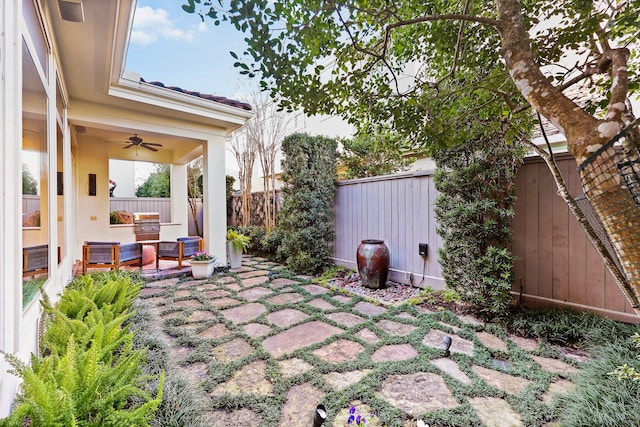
497, 0, 640, 310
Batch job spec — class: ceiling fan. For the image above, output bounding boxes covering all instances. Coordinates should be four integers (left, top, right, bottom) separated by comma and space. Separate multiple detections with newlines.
120, 134, 163, 152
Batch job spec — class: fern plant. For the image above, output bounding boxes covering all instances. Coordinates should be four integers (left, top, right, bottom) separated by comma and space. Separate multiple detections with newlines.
0, 272, 162, 427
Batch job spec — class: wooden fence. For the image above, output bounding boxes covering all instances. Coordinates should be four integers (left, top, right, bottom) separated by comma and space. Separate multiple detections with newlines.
332, 156, 638, 323
333, 171, 444, 289
110, 197, 171, 223
22, 195, 40, 226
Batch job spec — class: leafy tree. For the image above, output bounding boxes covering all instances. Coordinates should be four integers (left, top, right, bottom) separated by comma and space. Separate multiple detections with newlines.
229, 125, 258, 226
278, 133, 337, 274
187, 158, 203, 236
339, 130, 415, 179
183, 0, 640, 309
226, 175, 236, 221
135, 164, 170, 198
22, 165, 37, 195
243, 91, 292, 231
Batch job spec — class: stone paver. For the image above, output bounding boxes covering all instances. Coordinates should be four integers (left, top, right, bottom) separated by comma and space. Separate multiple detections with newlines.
173, 299, 203, 308
185, 310, 216, 322
395, 312, 416, 321
312, 339, 364, 363
323, 369, 371, 391
472, 365, 531, 395
377, 319, 418, 336
326, 312, 366, 327
438, 321, 461, 332
278, 358, 314, 378
354, 301, 387, 316
509, 334, 539, 351
221, 302, 267, 324
198, 323, 231, 339
267, 309, 309, 328
238, 286, 273, 301
243, 323, 272, 338
279, 383, 325, 427
371, 344, 418, 362
307, 298, 335, 310
210, 408, 261, 427
209, 297, 241, 308
301, 284, 330, 295
431, 358, 472, 385
355, 328, 380, 344
211, 360, 273, 397
174, 289, 192, 298
379, 373, 458, 416
238, 270, 269, 279
181, 361, 208, 384
262, 321, 344, 358
140, 287, 164, 297
270, 278, 300, 288
423, 329, 474, 356
530, 355, 580, 375
541, 379, 575, 404
211, 338, 254, 363
268, 292, 305, 305
202, 289, 231, 298
476, 331, 509, 352
140, 256, 592, 427
217, 276, 237, 284
241, 276, 270, 287
332, 295, 353, 304
459, 314, 484, 326
469, 397, 523, 427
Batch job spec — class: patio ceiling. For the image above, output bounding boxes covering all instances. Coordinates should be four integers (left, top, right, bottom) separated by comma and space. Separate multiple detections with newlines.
42, 0, 252, 164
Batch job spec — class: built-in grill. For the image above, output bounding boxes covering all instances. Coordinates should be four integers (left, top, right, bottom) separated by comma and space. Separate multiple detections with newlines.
133, 212, 160, 241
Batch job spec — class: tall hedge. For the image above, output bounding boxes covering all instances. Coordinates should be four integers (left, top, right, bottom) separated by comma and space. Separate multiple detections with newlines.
433, 133, 527, 318
278, 133, 338, 274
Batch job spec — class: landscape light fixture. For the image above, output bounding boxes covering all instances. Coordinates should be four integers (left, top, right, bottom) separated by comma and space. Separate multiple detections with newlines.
313, 404, 327, 427
442, 335, 452, 357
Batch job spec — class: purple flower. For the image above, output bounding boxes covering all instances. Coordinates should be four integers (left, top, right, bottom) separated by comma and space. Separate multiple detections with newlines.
356, 415, 362, 425
349, 406, 356, 414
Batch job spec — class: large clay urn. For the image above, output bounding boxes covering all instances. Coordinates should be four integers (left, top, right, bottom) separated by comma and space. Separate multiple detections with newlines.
356, 239, 390, 289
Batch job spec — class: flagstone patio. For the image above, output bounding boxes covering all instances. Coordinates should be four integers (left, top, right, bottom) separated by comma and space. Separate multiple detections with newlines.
138, 255, 585, 427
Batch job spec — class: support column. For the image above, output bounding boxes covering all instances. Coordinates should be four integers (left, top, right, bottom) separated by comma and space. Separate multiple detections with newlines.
0, 0, 24, 416
170, 163, 189, 237
202, 137, 227, 263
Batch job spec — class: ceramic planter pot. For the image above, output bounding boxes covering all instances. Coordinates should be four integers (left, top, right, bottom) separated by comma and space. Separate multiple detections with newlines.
190, 259, 215, 278
356, 239, 389, 289
228, 241, 243, 269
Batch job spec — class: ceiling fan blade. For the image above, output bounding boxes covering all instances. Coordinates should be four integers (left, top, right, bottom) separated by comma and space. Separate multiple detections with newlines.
123, 143, 136, 149
141, 144, 158, 152
140, 142, 163, 147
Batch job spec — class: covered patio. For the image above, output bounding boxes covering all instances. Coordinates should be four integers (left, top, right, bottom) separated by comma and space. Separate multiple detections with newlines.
1, 0, 252, 414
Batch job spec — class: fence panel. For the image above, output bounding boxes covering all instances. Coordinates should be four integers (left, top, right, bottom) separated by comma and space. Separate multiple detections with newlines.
333, 171, 444, 289
511, 154, 636, 322
109, 198, 171, 223
227, 158, 636, 321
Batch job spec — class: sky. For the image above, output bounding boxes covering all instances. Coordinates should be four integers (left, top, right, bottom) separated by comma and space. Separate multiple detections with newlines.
125, 0, 258, 98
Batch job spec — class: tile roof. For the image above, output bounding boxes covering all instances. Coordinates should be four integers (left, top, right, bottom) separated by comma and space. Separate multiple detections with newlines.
140, 78, 252, 111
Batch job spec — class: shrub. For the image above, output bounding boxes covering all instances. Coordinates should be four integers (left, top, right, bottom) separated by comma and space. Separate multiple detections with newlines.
110, 210, 133, 224
235, 225, 265, 253
261, 228, 285, 261
1, 272, 163, 426
433, 131, 527, 318
278, 133, 338, 274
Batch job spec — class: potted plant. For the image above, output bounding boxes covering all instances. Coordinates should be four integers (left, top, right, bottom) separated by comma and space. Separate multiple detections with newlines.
226, 228, 250, 269
189, 251, 216, 278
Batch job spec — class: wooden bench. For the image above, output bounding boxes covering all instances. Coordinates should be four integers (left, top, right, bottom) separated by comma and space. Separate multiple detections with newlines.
156, 237, 204, 270
82, 241, 143, 274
